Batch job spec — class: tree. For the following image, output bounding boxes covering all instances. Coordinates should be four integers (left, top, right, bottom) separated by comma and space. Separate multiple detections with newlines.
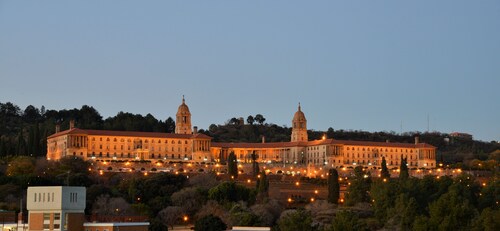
15, 129, 26, 155
328, 210, 366, 231
229, 203, 260, 227
148, 218, 168, 231
257, 169, 269, 201
345, 166, 371, 206
92, 195, 131, 216
158, 206, 183, 229
229, 117, 240, 126
6, 156, 35, 176
370, 178, 398, 222
208, 181, 253, 204
250, 199, 284, 227
254, 114, 265, 125
194, 215, 227, 231
227, 151, 238, 179
328, 169, 340, 204
380, 157, 390, 179
278, 209, 315, 231
251, 151, 259, 177
171, 187, 206, 216
165, 117, 175, 133
399, 155, 409, 180
471, 208, 500, 231
246, 115, 255, 125
188, 173, 219, 190
427, 189, 478, 230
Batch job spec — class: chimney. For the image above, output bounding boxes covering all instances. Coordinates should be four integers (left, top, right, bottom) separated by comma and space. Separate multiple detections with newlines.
55, 124, 61, 133
262, 136, 265, 143
69, 120, 75, 129
193, 126, 198, 134
415, 136, 419, 144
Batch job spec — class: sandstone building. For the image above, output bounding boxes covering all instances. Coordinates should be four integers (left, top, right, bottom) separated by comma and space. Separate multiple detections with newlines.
47, 98, 436, 169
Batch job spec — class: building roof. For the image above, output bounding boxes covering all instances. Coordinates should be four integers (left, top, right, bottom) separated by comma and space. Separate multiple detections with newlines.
83, 222, 150, 227
292, 103, 306, 122
212, 138, 435, 149
47, 128, 211, 140
177, 95, 191, 116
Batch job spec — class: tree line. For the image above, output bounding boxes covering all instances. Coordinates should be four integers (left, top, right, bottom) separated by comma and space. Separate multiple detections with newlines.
2, 101, 498, 166
0, 102, 175, 157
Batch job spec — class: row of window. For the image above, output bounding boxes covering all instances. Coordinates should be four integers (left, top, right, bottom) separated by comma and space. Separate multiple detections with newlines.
87, 153, 188, 159
345, 153, 417, 160
69, 192, 78, 203
307, 146, 324, 151
43, 212, 61, 230
91, 137, 189, 145
34, 192, 55, 203
346, 147, 414, 153
91, 145, 189, 152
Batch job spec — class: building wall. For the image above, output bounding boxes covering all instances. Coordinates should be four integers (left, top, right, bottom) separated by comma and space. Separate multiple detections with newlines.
28, 212, 43, 231
27, 186, 86, 211
48, 134, 212, 162
84, 224, 149, 231
67, 213, 85, 231
47, 135, 68, 160
326, 145, 436, 169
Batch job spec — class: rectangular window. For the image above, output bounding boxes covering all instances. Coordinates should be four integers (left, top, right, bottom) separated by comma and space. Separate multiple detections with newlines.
64, 213, 68, 230
43, 213, 50, 230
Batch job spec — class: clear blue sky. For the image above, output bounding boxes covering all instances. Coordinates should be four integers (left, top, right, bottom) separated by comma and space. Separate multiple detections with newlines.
1, 1, 499, 142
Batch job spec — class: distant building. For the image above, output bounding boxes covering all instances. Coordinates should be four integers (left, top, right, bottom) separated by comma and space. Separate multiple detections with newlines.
47, 97, 212, 162
27, 186, 86, 231
47, 98, 437, 169
83, 222, 149, 231
450, 132, 473, 140
26, 186, 149, 231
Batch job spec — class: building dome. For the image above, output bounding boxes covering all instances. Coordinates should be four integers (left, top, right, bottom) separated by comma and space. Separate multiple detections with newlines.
177, 96, 191, 116
175, 96, 192, 134
291, 103, 308, 142
293, 103, 306, 122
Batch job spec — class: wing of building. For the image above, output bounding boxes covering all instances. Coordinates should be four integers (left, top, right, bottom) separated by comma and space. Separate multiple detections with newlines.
47, 99, 436, 169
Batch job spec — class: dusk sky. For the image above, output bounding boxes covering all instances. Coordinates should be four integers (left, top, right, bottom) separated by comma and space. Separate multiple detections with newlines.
1, 1, 499, 142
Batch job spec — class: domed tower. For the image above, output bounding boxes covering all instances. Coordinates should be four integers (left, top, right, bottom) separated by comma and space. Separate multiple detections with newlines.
175, 96, 192, 134
291, 103, 308, 142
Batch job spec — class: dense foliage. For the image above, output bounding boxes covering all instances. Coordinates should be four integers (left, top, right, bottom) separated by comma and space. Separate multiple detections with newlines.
2, 101, 499, 167
327, 168, 340, 204
0, 102, 175, 158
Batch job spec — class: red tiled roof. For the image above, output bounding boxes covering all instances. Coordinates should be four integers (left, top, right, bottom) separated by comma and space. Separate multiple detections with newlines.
329, 139, 435, 148
212, 138, 435, 149
47, 128, 211, 139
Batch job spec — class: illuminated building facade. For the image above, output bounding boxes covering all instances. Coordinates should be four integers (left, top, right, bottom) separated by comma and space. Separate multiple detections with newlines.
47, 99, 436, 168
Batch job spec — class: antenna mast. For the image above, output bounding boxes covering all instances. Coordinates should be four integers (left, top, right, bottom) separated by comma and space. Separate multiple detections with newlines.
427, 114, 429, 133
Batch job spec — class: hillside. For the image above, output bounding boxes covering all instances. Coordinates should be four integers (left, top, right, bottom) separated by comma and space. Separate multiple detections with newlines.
1, 102, 498, 165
